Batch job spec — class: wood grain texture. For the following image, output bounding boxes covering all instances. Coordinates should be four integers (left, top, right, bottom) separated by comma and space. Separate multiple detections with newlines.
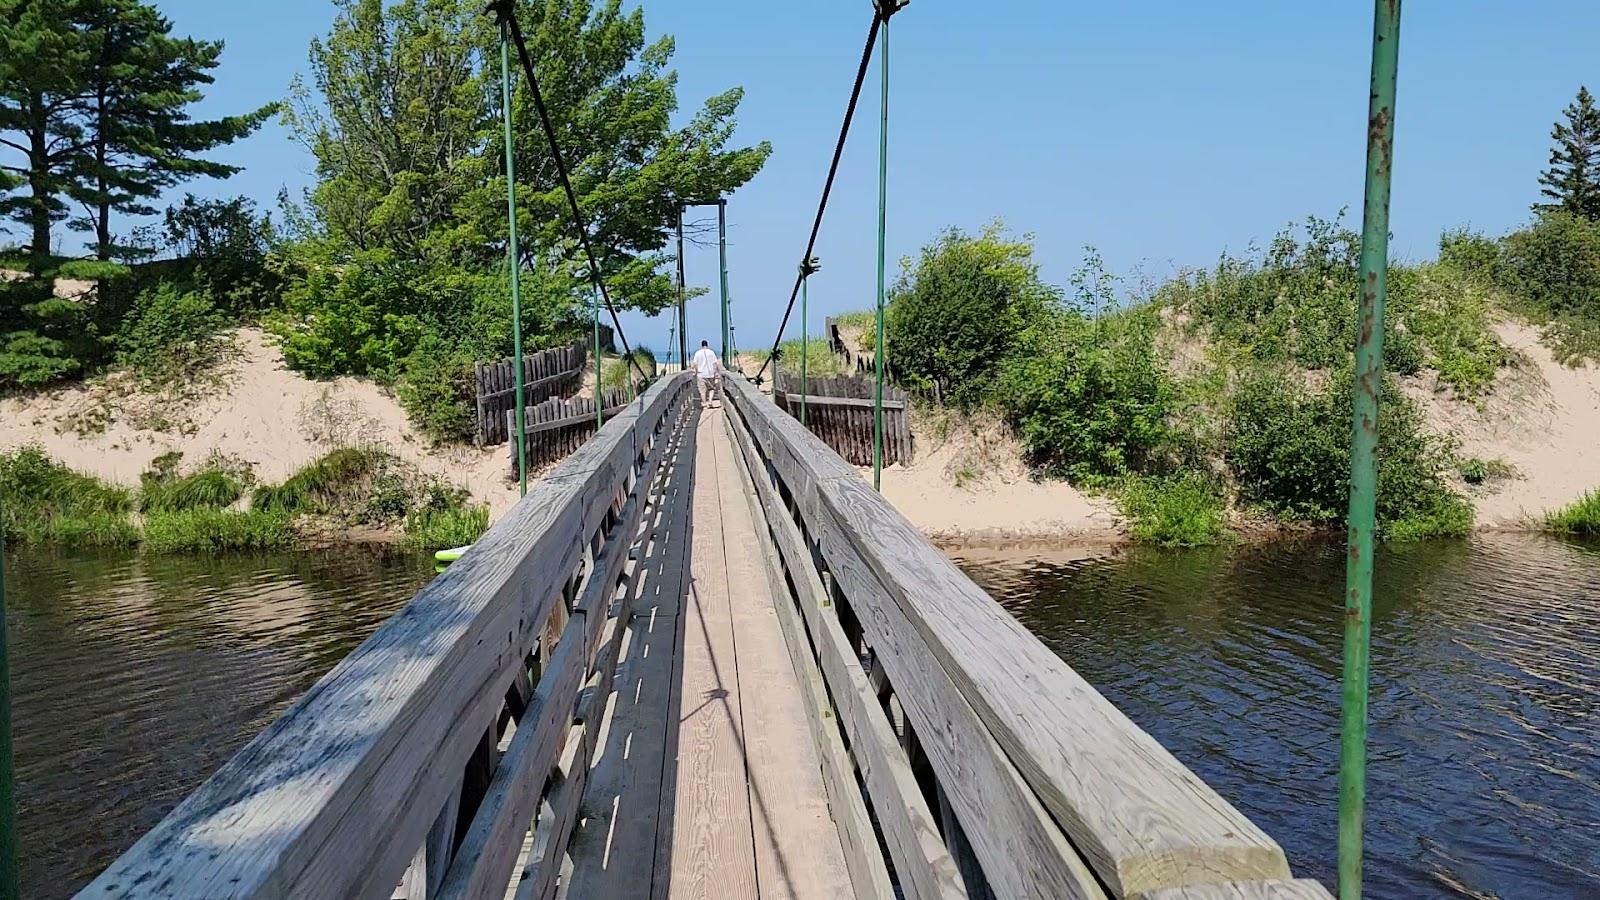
708, 411, 854, 900
81, 374, 693, 900
724, 397, 961, 900
724, 374, 1296, 898
655, 410, 758, 900
1133, 880, 1334, 900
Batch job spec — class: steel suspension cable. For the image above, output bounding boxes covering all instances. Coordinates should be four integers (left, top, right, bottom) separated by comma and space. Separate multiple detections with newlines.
750, 10, 885, 384
492, 1, 653, 389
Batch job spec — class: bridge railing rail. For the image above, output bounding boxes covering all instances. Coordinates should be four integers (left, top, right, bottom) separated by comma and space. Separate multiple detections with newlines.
722, 373, 1332, 900
83, 372, 698, 900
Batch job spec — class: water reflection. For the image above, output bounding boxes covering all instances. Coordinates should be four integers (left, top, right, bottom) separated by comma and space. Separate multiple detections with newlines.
954, 533, 1600, 900
5, 547, 433, 898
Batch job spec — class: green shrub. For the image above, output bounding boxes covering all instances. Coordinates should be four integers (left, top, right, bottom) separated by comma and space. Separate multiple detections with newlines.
1439, 227, 1504, 283
1160, 215, 1424, 375
1497, 210, 1600, 363
0, 330, 81, 387
1121, 473, 1227, 547
1546, 489, 1600, 534
998, 304, 1179, 479
405, 503, 490, 551
142, 509, 295, 553
1457, 456, 1517, 486
397, 334, 476, 443
115, 281, 231, 379
886, 225, 1058, 406
1394, 264, 1508, 396
1226, 369, 1471, 540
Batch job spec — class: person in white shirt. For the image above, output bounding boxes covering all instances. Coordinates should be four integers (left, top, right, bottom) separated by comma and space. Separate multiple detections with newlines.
692, 340, 722, 408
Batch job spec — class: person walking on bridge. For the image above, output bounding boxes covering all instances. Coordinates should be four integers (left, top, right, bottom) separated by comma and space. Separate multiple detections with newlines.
692, 339, 722, 409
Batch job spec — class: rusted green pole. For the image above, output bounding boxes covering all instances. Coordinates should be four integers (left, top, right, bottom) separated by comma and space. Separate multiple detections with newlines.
799, 256, 819, 428
718, 200, 731, 367
1340, 3, 1401, 898
871, 4, 892, 492
593, 286, 603, 427
499, 17, 528, 497
0, 531, 17, 900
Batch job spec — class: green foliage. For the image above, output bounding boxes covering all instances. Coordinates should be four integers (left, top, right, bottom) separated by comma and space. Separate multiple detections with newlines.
142, 509, 294, 553
138, 454, 248, 513
0, 0, 272, 259
1120, 473, 1228, 547
1457, 456, 1517, 486
1535, 86, 1600, 221
1497, 210, 1600, 363
1225, 369, 1471, 540
397, 333, 476, 443
405, 503, 489, 552
1393, 264, 1508, 396
270, 0, 772, 435
1438, 228, 1504, 283
0, 446, 134, 543
886, 225, 1058, 405
998, 304, 1179, 479
252, 447, 391, 516
114, 280, 230, 379
1546, 489, 1600, 534
30, 512, 142, 547
1160, 215, 1426, 374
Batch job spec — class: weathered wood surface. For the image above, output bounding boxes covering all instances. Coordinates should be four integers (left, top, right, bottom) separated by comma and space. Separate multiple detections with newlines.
81, 373, 695, 900
1134, 881, 1334, 900
476, 343, 587, 445
506, 387, 634, 475
723, 373, 1316, 899
772, 370, 912, 466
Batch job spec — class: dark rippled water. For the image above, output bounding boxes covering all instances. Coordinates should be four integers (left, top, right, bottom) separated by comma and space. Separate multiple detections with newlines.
2, 547, 433, 899
953, 533, 1600, 900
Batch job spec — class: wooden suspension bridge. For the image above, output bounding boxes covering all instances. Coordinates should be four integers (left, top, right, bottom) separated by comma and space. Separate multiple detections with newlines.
79, 372, 1330, 900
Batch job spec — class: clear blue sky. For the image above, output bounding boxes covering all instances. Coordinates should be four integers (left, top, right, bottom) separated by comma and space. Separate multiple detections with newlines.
120, 1, 1600, 357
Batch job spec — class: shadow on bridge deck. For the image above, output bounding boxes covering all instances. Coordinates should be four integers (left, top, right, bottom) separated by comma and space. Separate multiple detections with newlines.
511, 407, 853, 900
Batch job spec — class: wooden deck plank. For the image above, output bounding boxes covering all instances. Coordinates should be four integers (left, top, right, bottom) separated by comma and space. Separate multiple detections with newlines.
708, 410, 854, 900
564, 418, 697, 898
655, 411, 759, 900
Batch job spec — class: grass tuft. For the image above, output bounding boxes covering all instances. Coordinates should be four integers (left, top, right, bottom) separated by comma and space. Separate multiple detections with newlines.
142, 509, 296, 553
1546, 489, 1600, 535
1120, 473, 1228, 547
405, 504, 490, 552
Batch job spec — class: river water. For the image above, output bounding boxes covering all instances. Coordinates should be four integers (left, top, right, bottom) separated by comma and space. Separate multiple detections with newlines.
954, 533, 1600, 899
5, 534, 1598, 898
3, 548, 433, 898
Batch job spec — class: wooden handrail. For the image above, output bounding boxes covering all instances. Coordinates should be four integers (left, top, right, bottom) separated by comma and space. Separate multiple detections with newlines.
82, 372, 697, 900
722, 373, 1326, 900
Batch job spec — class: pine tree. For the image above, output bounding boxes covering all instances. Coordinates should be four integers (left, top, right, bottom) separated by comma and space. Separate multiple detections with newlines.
0, 0, 272, 260
71, 0, 275, 259
0, 0, 96, 260
1536, 86, 1600, 221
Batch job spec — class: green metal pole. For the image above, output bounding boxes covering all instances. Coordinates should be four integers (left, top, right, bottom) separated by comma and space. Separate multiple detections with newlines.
675, 209, 688, 368
593, 286, 603, 426
871, 9, 890, 492
800, 271, 809, 427
1339, 3, 1401, 898
500, 19, 528, 497
718, 200, 731, 367
0, 532, 17, 900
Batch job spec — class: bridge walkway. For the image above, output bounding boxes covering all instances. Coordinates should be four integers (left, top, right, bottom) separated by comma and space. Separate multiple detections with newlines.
512, 407, 853, 899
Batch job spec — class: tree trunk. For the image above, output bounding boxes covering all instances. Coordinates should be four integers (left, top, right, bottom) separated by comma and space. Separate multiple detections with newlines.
27, 93, 52, 261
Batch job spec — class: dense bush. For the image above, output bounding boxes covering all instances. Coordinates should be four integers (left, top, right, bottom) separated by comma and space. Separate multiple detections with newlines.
397, 334, 477, 443
115, 281, 231, 380
998, 305, 1179, 480
1226, 369, 1471, 540
1120, 473, 1227, 547
1497, 211, 1600, 363
886, 226, 1058, 406
0, 275, 102, 390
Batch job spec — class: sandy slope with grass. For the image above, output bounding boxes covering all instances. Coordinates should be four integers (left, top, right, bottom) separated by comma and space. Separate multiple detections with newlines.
1407, 320, 1600, 528
0, 328, 522, 517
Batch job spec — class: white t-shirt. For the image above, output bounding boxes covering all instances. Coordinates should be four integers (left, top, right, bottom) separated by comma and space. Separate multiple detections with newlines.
692, 347, 720, 379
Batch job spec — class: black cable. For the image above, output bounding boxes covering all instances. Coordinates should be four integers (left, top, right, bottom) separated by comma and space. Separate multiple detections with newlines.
751, 9, 886, 384
492, 1, 653, 388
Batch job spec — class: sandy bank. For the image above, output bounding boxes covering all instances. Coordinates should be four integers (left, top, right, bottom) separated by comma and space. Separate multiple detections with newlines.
0, 328, 522, 518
